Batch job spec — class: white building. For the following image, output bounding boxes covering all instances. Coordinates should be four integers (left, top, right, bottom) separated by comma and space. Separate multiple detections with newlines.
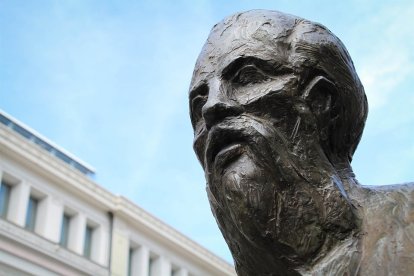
0, 110, 236, 276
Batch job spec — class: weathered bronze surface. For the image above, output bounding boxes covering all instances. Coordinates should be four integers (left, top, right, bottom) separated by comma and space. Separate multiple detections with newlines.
189, 10, 414, 276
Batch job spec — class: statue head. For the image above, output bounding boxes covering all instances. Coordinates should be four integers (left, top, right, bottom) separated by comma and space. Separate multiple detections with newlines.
189, 10, 367, 274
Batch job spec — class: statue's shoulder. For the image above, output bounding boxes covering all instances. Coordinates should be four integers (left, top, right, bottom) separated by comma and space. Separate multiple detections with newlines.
360, 182, 414, 211
358, 182, 414, 274
361, 182, 414, 201
358, 182, 414, 234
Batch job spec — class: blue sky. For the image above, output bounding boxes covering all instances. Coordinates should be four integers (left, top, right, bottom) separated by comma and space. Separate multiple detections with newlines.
1, 0, 413, 263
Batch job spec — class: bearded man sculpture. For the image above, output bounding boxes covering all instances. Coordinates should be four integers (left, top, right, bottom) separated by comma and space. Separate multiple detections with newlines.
189, 10, 414, 276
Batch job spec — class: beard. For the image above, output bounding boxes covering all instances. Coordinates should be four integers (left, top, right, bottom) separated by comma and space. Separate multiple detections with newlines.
204, 114, 357, 266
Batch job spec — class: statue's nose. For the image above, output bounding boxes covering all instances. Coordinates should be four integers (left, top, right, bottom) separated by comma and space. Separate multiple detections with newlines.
202, 81, 242, 130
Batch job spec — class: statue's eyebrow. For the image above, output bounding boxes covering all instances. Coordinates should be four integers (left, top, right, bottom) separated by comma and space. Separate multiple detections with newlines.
221, 56, 291, 80
221, 57, 277, 79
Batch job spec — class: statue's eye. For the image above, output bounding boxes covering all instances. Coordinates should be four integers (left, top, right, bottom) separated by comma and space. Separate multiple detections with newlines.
191, 96, 207, 122
190, 84, 208, 128
233, 65, 269, 85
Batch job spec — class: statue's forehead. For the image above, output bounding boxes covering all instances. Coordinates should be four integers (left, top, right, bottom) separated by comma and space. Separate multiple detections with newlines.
190, 14, 299, 90
190, 35, 291, 90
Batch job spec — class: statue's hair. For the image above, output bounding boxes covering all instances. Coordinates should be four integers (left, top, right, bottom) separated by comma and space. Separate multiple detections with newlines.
211, 10, 368, 163
289, 19, 368, 163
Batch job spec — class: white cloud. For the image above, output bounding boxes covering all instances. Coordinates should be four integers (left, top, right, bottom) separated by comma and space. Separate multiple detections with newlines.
354, 2, 414, 110
360, 50, 412, 109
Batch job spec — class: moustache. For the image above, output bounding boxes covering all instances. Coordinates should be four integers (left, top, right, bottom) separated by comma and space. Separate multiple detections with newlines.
198, 115, 301, 180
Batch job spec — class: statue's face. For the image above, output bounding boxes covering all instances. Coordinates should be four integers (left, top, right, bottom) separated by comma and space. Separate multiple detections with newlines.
189, 21, 355, 261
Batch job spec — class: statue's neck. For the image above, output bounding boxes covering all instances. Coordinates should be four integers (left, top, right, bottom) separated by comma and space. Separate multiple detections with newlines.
298, 237, 361, 275
297, 172, 364, 275
235, 234, 362, 276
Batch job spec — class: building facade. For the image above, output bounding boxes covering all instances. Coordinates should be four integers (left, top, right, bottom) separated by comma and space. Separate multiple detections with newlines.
0, 110, 235, 276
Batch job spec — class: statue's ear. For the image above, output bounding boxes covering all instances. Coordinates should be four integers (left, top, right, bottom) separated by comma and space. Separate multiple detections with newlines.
301, 76, 337, 140
301, 76, 336, 117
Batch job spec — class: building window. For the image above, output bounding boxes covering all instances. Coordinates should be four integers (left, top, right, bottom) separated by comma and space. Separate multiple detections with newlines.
25, 196, 38, 231
171, 266, 179, 276
148, 257, 153, 276
0, 181, 11, 218
83, 225, 94, 258
128, 247, 134, 276
148, 256, 157, 276
60, 213, 71, 247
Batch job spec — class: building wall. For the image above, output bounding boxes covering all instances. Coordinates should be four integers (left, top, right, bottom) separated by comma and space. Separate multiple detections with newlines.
0, 146, 111, 275
0, 116, 235, 276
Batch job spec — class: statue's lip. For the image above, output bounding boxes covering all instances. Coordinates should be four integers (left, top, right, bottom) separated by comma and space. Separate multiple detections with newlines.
205, 125, 246, 168
214, 143, 244, 168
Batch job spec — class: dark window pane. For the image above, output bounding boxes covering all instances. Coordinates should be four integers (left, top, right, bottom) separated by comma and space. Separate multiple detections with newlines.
0, 114, 11, 126
60, 214, 70, 247
171, 268, 179, 276
25, 197, 38, 231
12, 124, 32, 139
149, 257, 155, 276
73, 162, 89, 175
128, 248, 134, 276
33, 138, 53, 152
0, 182, 11, 218
54, 150, 72, 165
83, 225, 93, 258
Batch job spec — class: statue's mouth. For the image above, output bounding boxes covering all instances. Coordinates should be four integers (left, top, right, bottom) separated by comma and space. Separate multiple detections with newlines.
214, 142, 245, 169
203, 115, 278, 172
205, 124, 247, 170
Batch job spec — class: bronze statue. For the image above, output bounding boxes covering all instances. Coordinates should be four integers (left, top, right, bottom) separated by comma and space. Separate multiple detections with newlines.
189, 10, 414, 275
